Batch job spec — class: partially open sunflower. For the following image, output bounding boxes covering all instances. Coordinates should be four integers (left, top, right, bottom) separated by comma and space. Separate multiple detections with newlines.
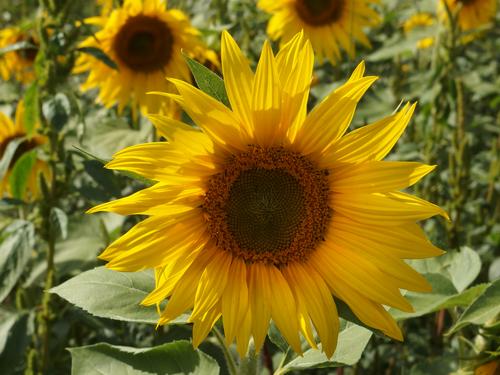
258, 0, 380, 64
0, 101, 49, 199
88, 31, 447, 357
74, 0, 217, 116
0, 27, 38, 84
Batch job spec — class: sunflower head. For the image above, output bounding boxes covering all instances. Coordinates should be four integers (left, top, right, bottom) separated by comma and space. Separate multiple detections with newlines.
74, 0, 218, 117
0, 27, 38, 84
89, 31, 447, 358
403, 13, 435, 49
258, 0, 381, 64
439, 0, 497, 33
0, 101, 49, 199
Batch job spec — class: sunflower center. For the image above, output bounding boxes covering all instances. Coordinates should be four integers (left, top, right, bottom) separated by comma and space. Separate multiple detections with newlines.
203, 145, 331, 267
295, 0, 345, 26
113, 15, 173, 72
16, 36, 38, 62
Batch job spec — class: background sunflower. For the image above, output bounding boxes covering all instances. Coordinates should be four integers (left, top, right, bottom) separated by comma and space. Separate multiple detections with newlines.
74, 0, 218, 116
0, 27, 38, 83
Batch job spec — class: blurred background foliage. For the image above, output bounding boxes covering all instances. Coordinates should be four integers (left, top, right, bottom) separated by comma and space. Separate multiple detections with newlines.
0, 0, 498, 374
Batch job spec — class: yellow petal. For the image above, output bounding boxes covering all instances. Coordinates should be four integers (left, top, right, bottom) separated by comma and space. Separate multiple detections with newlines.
252, 40, 282, 146
248, 262, 271, 353
275, 31, 314, 142
192, 303, 222, 348
294, 76, 378, 156
221, 30, 254, 137
190, 250, 232, 321
330, 161, 436, 193
328, 103, 416, 163
221, 258, 249, 345
331, 191, 448, 225
169, 78, 246, 152
267, 265, 302, 354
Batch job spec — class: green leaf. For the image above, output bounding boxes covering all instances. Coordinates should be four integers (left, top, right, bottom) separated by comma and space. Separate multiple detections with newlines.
50, 207, 68, 240
280, 323, 372, 373
23, 83, 39, 137
0, 137, 26, 180
448, 247, 481, 292
69, 341, 219, 375
184, 53, 230, 107
77, 47, 118, 70
9, 149, 37, 200
51, 266, 187, 324
0, 221, 34, 303
0, 309, 30, 374
447, 279, 500, 334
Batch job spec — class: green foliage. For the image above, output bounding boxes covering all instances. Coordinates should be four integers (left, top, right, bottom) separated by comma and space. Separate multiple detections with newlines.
8, 150, 37, 200
69, 341, 219, 375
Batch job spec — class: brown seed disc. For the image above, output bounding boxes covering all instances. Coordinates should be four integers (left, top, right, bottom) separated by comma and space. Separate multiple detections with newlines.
294, 0, 345, 26
203, 145, 331, 267
113, 15, 173, 72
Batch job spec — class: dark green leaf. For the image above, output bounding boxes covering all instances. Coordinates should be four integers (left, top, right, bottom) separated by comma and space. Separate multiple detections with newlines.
50, 266, 187, 324
23, 83, 39, 137
9, 149, 37, 200
50, 207, 68, 240
0, 309, 30, 374
0, 221, 35, 303
77, 47, 118, 70
42, 92, 71, 130
184, 53, 230, 107
69, 341, 219, 375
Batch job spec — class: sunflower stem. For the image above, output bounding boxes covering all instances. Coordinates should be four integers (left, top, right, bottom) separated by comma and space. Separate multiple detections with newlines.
212, 326, 238, 375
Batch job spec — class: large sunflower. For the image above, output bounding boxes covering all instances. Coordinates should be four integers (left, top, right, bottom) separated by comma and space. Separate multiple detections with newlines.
74, 0, 217, 116
0, 27, 38, 84
258, 0, 380, 64
440, 0, 497, 32
0, 101, 49, 199
88, 32, 447, 357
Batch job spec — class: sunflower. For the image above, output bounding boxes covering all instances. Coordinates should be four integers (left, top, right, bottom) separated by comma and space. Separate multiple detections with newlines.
403, 13, 435, 49
74, 0, 217, 116
88, 32, 447, 357
0, 27, 38, 84
0, 101, 49, 199
258, 0, 380, 64
439, 0, 497, 32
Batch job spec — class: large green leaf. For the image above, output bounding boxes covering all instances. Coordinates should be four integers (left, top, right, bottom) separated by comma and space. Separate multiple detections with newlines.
278, 323, 372, 373
51, 266, 187, 324
69, 341, 219, 375
184, 53, 230, 108
0, 220, 35, 303
447, 279, 500, 334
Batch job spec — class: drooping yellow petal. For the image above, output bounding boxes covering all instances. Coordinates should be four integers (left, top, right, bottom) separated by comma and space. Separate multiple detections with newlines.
235, 309, 252, 357
190, 250, 232, 321
192, 303, 222, 348
221, 30, 254, 136
158, 246, 217, 325
330, 161, 436, 193
284, 263, 339, 358
267, 265, 302, 354
221, 258, 249, 345
252, 40, 282, 146
248, 263, 272, 353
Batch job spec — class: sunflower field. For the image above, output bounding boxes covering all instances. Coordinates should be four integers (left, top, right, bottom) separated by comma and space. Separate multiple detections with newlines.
0, 0, 499, 374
